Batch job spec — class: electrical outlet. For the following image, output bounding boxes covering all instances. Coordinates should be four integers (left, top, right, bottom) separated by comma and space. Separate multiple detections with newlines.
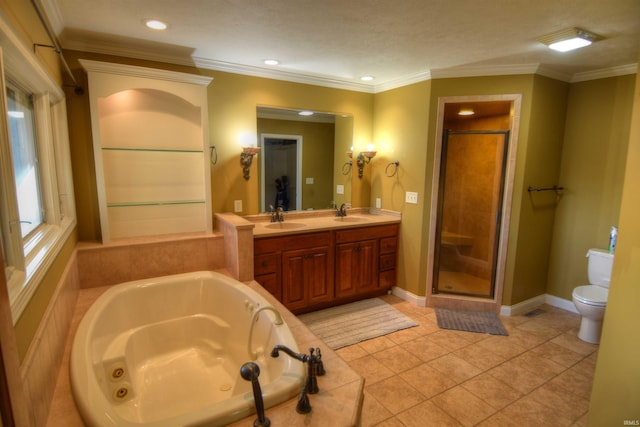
376, 197, 381, 208
406, 192, 418, 204
234, 200, 242, 212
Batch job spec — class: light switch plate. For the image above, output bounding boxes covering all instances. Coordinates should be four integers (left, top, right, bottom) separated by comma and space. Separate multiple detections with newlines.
306, 177, 314, 184
234, 200, 242, 212
336, 184, 344, 194
406, 192, 418, 204
376, 197, 381, 208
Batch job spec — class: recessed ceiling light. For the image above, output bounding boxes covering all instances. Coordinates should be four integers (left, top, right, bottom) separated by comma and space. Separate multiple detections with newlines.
458, 108, 475, 116
298, 110, 314, 116
360, 75, 375, 82
264, 59, 280, 66
538, 27, 601, 52
144, 19, 168, 30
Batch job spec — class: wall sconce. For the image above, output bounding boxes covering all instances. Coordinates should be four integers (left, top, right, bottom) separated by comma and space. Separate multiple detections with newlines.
240, 146, 260, 180
356, 145, 377, 178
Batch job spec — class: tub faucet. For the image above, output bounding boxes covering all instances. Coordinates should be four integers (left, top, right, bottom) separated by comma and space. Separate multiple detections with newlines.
240, 362, 271, 427
271, 345, 322, 395
248, 306, 283, 360
336, 203, 347, 217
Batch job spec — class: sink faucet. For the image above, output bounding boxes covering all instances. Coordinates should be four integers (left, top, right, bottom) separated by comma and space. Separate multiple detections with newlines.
269, 205, 284, 222
336, 203, 347, 217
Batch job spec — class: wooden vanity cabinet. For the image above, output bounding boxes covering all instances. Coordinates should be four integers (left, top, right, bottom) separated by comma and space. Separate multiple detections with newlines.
254, 231, 334, 312
253, 223, 399, 313
335, 224, 399, 298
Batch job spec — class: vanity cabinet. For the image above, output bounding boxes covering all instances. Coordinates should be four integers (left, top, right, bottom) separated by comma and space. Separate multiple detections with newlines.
253, 223, 398, 313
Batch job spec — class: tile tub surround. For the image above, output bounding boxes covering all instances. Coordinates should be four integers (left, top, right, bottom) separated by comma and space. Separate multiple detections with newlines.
45, 277, 365, 427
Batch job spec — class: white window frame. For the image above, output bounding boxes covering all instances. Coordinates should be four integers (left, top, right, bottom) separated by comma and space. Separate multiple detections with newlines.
0, 12, 76, 323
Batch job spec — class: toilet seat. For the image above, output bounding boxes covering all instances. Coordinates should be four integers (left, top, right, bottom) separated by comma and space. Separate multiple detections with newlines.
573, 285, 608, 306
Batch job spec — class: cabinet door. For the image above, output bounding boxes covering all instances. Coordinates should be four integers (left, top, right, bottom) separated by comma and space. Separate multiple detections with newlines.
282, 247, 331, 311
335, 239, 378, 298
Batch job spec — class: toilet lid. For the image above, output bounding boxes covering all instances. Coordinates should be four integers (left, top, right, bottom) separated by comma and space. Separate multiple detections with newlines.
573, 285, 608, 306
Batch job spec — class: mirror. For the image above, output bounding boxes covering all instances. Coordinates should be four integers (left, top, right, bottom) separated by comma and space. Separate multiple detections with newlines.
256, 106, 353, 213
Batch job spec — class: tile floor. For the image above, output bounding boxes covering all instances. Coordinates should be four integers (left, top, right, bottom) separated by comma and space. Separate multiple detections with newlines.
335, 296, 598, 427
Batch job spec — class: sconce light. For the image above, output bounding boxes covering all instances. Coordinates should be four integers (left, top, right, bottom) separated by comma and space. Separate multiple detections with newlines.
240, 146, 260, 180
356, 145, 377, 178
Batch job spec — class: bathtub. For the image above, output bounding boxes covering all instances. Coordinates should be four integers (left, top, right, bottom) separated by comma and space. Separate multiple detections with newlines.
70, 271, 304, 427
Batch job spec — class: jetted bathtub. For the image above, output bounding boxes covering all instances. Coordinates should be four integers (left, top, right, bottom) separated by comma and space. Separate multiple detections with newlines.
70, 271, 304, 427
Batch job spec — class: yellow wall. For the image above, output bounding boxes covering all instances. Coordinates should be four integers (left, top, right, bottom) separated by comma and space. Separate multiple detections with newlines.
547, 75, 635, 300
588, 62, 640, 425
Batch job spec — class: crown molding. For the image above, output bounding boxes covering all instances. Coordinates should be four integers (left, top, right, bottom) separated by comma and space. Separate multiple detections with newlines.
38, 0, 65, 35
431, 63, 544, 80
192, 57, 376, 93
373, 71, 432, 93
571, 63, 638, 83
79, 59, 213, 86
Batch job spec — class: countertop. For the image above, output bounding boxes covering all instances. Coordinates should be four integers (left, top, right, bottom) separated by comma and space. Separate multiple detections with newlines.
246, 208, 401, 238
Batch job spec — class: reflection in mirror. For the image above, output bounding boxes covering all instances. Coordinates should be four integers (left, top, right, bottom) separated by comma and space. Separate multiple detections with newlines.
256, 106, 353, 213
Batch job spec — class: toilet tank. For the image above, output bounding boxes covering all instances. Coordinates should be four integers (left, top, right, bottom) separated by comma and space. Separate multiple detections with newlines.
587, 249, 614, 287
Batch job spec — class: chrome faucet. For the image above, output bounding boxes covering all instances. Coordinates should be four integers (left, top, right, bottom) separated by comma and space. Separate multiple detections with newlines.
248, 306, 283, 360
269, 205, 284, 222
336, 203, 347, 217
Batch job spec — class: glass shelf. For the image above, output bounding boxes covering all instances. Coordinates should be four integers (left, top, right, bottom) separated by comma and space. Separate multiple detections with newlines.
102, 147, 203, 153
107, 200, 206, 208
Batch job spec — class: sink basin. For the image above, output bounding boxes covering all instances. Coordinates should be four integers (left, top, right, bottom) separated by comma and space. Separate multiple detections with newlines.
264, 222, 307, 230
334, 216, 369, 223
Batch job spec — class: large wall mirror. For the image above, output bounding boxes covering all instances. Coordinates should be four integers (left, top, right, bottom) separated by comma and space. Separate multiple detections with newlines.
257, 106, 353, 213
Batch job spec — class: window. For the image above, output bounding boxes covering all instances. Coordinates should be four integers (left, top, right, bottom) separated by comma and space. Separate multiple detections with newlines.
6, 83, 44, 238
0, 14, 76, 322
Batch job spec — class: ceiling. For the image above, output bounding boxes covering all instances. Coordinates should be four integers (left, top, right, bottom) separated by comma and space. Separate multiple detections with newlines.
43, 0, 640, 93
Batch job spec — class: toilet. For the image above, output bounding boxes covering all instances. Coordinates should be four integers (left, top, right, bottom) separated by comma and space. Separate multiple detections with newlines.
572, 248, 614, 344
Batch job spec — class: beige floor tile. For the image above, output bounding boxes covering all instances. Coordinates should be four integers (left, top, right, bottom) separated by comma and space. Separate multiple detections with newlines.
487, 359, 548, 394
462, 373, 522, 410
428, 354, 482, 384
431, 386, 497, 426
528, 381, 590, 422
373, 416, 408, 427
400, 335, 450, 362
395, 400, 463, 427
335, 344, 368, 362
359, 335, 397, 354
515, 319, 564, 340
399, 363, 456, 398
512, 351, 566, 378
549, 367, 594, 400
453, 341, 506, 371
348, 355, 395, 385
475, 335, 528, 359
365, 376, 426, 415
360, 392, 393, 426
529, 341, 585, 368
498, 395, 575, 426
427, 330, 474, 352
551, 332, 599, 356
386, 326, 423, 345
372, 345, 423, 374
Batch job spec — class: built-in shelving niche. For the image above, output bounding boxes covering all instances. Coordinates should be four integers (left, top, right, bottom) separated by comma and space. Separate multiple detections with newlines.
80, 60, 213, 243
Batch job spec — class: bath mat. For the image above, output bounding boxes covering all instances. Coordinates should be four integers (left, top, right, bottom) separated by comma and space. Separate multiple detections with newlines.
298, 298, 418, 349
435, 308, 508, 336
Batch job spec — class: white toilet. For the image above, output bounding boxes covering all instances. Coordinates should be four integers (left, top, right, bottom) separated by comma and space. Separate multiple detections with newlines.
572, 248, 614, 344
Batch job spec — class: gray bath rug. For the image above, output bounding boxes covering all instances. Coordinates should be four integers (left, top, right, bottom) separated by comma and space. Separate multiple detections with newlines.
435, 307, 508, 336
298, 298, 418, 349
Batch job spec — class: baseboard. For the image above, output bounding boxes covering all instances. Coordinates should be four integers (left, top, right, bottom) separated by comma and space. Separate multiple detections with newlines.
500, 293, 578, 316
391, 286, 427, 307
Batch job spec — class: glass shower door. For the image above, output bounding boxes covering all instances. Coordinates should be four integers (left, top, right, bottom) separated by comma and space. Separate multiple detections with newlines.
433, 129, 510, 298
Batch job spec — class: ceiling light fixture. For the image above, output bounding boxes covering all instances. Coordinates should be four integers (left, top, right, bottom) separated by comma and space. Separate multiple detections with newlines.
360, 75, 375, 82
264, 59, 279, 66
144, 19, 167, 30
298, 110, 314, 116
538, 27, 601, 52
458, 108, 475, 116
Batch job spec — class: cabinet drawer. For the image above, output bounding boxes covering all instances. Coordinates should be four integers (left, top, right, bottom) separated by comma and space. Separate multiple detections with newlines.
255, 253, 277, 275
336, 224, 398, 243
380, 237, 397, 254
379, 253, 396, 271
255, 273, 280, 300
379, 269, 396, 288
